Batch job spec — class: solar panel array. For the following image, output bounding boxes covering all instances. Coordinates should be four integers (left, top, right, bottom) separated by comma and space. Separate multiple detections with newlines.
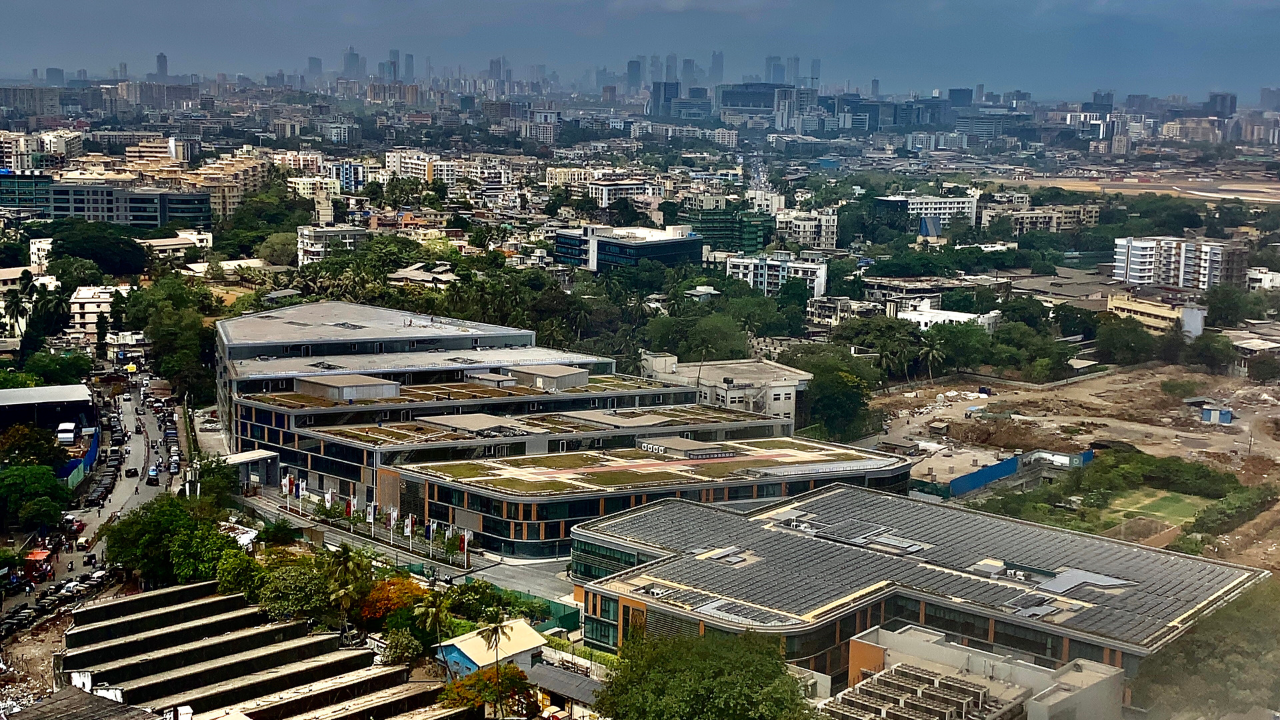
583, 489, 1263, 647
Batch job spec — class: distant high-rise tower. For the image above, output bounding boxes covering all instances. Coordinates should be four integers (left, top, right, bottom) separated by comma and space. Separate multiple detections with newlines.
871, 78, 880, 98
785, 56, 800, 85
403, 54, 414, 82
665, 54, 677, 83
118, 62, 127, 80
709, 51, 724, 87
45, 68, 64, 87
975, 83, 984, 103
948, 88, 973, 107
155, 53, 167, 79
1206, 92, 1237, 118
765, 55, 782, 84
76, 69, 87, 81
307, 57, 322, 79
680, 58, 696, 94
650, 55, 662, 84
809, 58, 820, 89
389, 49, 400, 81
626, 59, 642, 93
342, 47, 360, 79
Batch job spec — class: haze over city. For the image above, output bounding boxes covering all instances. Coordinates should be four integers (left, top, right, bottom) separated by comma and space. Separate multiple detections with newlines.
2, 0, 1276, 98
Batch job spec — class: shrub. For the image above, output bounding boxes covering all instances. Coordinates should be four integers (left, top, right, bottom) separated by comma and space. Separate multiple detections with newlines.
1167, 533, 1205, 556
1160, 379, 1201, 398
216, 548, 266, 602
362, 577, 430, 623
1187, 484, 1279, 535
382, 627, 424, 664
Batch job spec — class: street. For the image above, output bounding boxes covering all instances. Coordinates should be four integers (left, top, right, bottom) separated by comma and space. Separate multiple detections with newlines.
2, 377, 168, 614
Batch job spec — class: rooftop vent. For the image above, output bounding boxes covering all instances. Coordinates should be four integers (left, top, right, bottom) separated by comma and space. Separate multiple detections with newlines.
307, 361, 345, 370
331, 322, 367, 330
284, 321, 311, 327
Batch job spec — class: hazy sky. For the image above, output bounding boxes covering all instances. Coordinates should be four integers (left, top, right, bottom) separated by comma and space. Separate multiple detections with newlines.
2, 0, 1275, 102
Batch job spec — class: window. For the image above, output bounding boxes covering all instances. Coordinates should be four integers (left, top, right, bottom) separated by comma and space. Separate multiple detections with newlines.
598, 596, 619, 621
583, 616, 618, 647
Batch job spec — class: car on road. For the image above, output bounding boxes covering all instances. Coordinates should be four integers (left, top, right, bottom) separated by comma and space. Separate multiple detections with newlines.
121, 394, 131, 402
125, 467, 139, 477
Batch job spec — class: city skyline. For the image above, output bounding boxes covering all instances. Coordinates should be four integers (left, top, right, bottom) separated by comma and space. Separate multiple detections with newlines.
2, 0, 1276, 99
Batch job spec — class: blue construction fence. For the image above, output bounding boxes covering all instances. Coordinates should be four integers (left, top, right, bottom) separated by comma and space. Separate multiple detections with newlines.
914, 449, 1094, 499
59, 428, 99, 490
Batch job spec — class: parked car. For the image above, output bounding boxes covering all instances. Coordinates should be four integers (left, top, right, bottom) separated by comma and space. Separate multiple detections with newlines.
125, 467, 139, 478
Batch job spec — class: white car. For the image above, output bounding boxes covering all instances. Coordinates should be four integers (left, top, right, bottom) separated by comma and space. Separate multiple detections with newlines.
122, 394, 132, 402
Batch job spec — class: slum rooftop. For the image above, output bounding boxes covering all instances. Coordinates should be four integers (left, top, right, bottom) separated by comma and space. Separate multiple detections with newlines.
577, 484, 1266, 651
245, 375, 685, 410
312, 405, 778, 448
218, 302, 527, 346
401, 437, 903, 495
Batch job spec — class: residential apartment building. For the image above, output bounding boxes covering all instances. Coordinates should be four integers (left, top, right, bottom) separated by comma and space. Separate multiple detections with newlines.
67, 285, 131, 345
288, 176, 342, 200
1113, 236, 1247, 290
981, 204, 1101, 235
805, 296, 882, 327
215, 302, 895, 557
0, 173, 212, 228
269, 150, 325, 174
876, 194, 978, 227
297, 224, 370, 265
137, 229, 213, 260
726, 250, 828, 298
639, 351, 811, 420
553, 224, 702, 271
775, 208, 837, 250
326, 160, 367, 193
584, 179, 653, 207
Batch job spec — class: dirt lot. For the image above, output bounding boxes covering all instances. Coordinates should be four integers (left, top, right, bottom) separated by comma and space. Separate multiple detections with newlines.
872, 367, 1274, 459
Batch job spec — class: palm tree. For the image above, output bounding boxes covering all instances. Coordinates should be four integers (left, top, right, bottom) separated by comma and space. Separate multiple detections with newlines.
478, 609, 512, 670
326, 544, 373, 631
413, 590, 455, 653
3, 289, 28, 338
918, 337, 946, 381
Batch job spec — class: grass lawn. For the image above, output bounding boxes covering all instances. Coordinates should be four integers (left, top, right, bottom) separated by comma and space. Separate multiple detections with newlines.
430, 462, 493, 479
1107, 488, 1213, 526
474, 476, 581, 493
505, 454, 601, 470
579, 470, 690, 487
694, 459, 780, 478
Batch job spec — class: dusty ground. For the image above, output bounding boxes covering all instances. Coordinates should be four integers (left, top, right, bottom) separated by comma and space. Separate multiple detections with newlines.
0, 613, 72, 711
873, 366, 1280, 570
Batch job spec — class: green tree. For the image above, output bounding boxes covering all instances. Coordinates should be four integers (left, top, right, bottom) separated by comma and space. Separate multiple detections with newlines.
927, 322, 991, 371
1205, 284, 1249, 327
18, 496, 61, 530
101, 495, 196, 584
1094, 316, 1155, 365
382, 627, 424, 664
260, 558, 334, 624
478, 611, 512, 669
1248, 355, 1280, 383
414, 591, 455, 649
1185, 332, 1238, 374
256, 232, 299, 266
999, 295, 1050, 330
24, 351, 92, 386
774, 278, 811, 310
594, 632, 818, 720
678, 314, 748, 362
326, 543, 376, 630
170, 524, 240, 583
780, 345, 878, 440
49, 226, 148, 276
0, 425, 69, 468
216, 548, 266, 601
45, 257, 105, 289
1052, 304, 1099, 340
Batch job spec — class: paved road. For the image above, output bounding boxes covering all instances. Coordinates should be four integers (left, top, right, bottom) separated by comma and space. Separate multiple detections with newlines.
3, 380, 169, 613
241, 490, 574, 602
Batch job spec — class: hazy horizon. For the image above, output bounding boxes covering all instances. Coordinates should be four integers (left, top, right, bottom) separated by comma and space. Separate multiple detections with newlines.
3, 0, 1276, 102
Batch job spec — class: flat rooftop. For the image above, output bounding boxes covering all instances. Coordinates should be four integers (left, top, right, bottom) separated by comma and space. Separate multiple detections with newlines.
653, 358, 813, 386
218, 302, 527, 346
310, 405, 778, 448
402, 437, 901, 496
228, 345, 608, 381
245, 375, 685, 410
578, 484, 1267, 651
0, 383, 92, 406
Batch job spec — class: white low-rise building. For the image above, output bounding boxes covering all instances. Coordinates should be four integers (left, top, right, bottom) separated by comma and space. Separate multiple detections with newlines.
68, 285, 132, 345
1248, 266, 1280, 291
891, 297, 1001, 333
640, 351, 811, 421
287, 176, 342, 200
876, 194, 978, 227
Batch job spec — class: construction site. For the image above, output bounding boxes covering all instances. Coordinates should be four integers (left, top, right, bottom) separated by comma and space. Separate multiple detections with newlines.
871, 365, 1280, 571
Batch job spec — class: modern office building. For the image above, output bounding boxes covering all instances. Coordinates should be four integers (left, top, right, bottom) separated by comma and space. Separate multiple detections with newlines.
553, 224, 702, 271
1113, 236, 1247, 290
649, 82, 681, 117
875, 195, 978, 227
678, 196, 776, 255
572, 484, 1266, 690
725, 250, 828, 298
713, 83, 792, 116
216, 303, 907, 557
0, 173, 212, 228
